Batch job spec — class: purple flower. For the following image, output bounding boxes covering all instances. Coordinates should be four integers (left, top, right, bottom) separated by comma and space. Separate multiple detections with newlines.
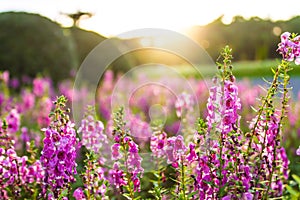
150, 131, 167, 158
127, 114, 152, 141
33, 77, 50, 97
222, 195, 231, 200
164, 135, 188, 166
242, 192, 254, 200
73, 188, 86, 200
175, 92, 194, 117
132, 176, 141, 192
186, 143, 197, 162
111, 143, 121, 160
78, 115, 107, 153
21, 90, 35, 112
277, 32, 300, 65
0, 71, 9, 85
296, 146, 300, 156
6, 109, 20, 134
40, 96, 78, 196
109, 163, 127, 189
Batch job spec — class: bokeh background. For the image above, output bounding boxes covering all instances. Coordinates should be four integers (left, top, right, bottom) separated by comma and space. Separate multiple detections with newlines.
0, 0, 299, 86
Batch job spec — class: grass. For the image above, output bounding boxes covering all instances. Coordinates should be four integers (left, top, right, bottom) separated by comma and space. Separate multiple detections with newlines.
175, 59, 300, 79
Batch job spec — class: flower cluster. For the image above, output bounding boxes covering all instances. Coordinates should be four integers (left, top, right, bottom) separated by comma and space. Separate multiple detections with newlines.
78, 151, 108, 199
206, 77, 241, 134
196, 61, 247, 198
150, 131, 167, 158
6, 109, 20, 134
33, 77, 51, 97
249, 115, 289, 196
175, 92, 194, 118
109, 108, 144, 196
73, 187, 86, 200
0, 121, 44, 199
110, 137, 143, 192
0, 147, 44, 199
277, 32, 300, 65
40, 96, 78, 198
126, 114, 152, 145
78, 113, 108, 154
164, 135, 187, 167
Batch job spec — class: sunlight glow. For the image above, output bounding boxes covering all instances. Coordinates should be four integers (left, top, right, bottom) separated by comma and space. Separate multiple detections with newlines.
0, 0, 299, 38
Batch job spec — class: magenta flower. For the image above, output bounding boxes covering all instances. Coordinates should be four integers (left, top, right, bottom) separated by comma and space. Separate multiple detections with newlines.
6, 109, 20, 134
164, 135, 188, 166
41, 123, 78, 190
73, 188, 86, 200
277, 32, 300, 64
186, 143, 197, 162
0, 70, 9, 85
296, 146, 300, 156
33, 77, 50, 97
20, 90, 35, 112
78, 115, 108, 153
109, 162, 127, 189
175, 92, 194, 117
132, 176, 141, 192
40, 96, 78, 197
150, 131, 167, 158
111, 143, 121, 160
109, 108, 144, 194
127, 140, 143, 175
0, 147, 44, 196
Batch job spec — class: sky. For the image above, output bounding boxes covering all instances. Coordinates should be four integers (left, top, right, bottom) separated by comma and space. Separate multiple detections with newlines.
1, 0, 299, 38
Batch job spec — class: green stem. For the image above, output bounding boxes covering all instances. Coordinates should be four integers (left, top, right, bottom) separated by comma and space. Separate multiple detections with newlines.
246, 65, 280, 155
264, 62, 290, 199
180, 157, 186, 200
218, 56, 227, 198
254, 123, 268, 190
123, 145, 134, 200
86, 161, 91, 199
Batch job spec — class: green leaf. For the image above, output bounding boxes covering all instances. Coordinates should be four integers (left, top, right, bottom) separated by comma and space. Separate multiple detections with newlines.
286, 185, 300, 197
250, 106, 258, 112
58, 188, 69, 199
253, 135, 259, 144
187, 191, 198, 198
292, 174, 300, 185
122, 193, 133, 200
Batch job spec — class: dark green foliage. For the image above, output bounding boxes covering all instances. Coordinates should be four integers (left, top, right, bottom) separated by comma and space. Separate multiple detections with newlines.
69, 27, 137, 75
68, 26, 107, 64
189, 15, 300, 61
0, 12, 75, 83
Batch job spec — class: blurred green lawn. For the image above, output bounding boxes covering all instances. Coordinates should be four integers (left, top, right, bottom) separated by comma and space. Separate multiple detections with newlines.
177, 59, 300, 78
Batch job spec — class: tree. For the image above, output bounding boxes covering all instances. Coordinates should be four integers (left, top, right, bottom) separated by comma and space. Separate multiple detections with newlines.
62, 11, 93, 27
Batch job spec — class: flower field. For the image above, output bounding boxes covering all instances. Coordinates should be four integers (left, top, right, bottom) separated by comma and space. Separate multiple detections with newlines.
1, 33, 300, 199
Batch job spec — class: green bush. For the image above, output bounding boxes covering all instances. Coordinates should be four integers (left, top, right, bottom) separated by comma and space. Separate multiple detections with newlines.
0, 12, 75, 83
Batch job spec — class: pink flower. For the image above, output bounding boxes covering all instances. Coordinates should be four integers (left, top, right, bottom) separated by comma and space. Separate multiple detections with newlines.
132, 176, 141, 192
78, 115, 107, 153
186, 143, 197, 162
109, 163, 127, 189
277, 32, 300, 65
73, 188, 86, 200
296, 146, 300, 156
6, 109, 20, 134
111, 143, 121, 160
175, 92, 194, 117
